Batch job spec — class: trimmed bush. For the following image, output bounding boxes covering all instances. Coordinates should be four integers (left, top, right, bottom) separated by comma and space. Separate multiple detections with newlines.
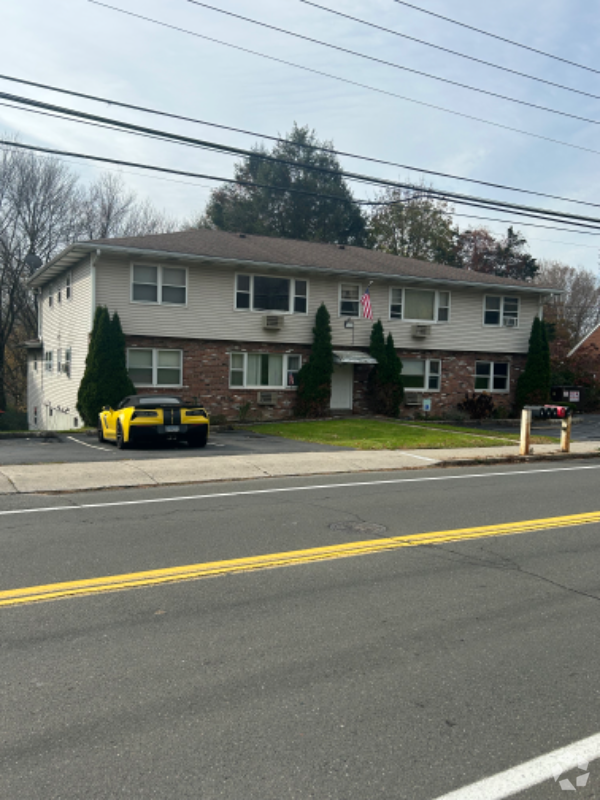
295, 303, 334, 417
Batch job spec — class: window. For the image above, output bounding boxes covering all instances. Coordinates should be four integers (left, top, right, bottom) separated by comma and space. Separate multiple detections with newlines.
340, 284, 361, 317
33, 358, 37, 372
45, 351, 53, 372
33, 407, 38, 426
131, 265, 187, 305
229, 353, 301, 388
127, 348, 183, 386
73, 417, 78, 427
57, 288, 62, 304
389, 288, 450, 322
65, 348, 72, 377
57, 349, 62, 373
48, 291, 53, 308
475, 361, 509, 392
402, 359, 441, 391
484, 296, 519, 327
235, 275, 308, 314
66, 272, 72, 300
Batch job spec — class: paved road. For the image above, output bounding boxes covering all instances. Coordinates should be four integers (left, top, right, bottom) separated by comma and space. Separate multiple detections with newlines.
0, 429, 351, 465
1, 462, 599, 798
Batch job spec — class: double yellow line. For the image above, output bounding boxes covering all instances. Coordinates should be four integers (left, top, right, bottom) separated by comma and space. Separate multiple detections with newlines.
2, 510, 600, 608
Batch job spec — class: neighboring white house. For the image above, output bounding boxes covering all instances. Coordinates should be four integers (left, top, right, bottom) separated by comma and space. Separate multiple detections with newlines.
25, 229, 558, 430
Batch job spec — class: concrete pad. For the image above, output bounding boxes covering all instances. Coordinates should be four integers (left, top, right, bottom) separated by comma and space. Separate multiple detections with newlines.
131, 456, 268, 485
1, 462, 156, 493
0, 470, 17, 494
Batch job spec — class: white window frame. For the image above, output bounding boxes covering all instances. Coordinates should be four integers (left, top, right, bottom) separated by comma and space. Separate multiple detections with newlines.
401, 358, 442, 392
44, 350, 53, 372
228, 352, 302, 389
66, 272, 72, 301
388, 287, 451, 323
65, 348, 72, 378
127, 348, 183, 387
483, 295, 520, 327
130, 263, 188, 307
339, 283, 362, 318
234, 273, 309, 315
57, 348, 62, 374
474, 361, 510, 393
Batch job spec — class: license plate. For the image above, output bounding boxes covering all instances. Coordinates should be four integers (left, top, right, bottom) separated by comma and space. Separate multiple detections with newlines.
165, 425, 180, 433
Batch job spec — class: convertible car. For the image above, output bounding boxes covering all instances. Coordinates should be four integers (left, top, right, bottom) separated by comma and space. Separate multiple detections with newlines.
98, 395, 210, 449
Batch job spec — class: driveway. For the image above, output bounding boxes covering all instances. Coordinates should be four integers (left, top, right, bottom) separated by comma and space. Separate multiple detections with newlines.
0, 429, 351, 466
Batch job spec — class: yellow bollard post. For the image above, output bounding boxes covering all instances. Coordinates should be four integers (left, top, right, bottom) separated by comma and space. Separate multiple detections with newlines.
520, 408, 532, 456
560, 415, 572, 453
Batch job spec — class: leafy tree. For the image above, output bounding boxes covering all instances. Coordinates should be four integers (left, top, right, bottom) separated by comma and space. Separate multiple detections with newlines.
516, 317, 551, 408
202, 124, 368, 245
367, 321, 404, 416
535, 260, 600, 347
455, 226, 537, 281
295, 303, 334, 417
369, 184, 460, 265
77, 306, 112, 426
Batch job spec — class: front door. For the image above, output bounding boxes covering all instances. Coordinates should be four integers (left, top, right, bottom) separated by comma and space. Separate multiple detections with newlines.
330, 365, 354, 410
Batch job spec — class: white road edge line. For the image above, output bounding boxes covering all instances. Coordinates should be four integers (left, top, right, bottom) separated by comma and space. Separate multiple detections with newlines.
432, 731, 600, 799
67, 436, 112, 453
402, 451, 439, 462
1, 463, 600, 517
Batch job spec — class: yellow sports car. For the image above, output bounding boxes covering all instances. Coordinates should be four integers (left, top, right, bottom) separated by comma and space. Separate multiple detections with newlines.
98, 395, 210, 449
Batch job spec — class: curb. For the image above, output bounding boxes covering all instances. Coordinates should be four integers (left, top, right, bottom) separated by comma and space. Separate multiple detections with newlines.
0, 431, 62, 440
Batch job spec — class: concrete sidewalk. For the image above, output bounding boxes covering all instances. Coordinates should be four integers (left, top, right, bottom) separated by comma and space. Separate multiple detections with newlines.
0, 441, 598, 494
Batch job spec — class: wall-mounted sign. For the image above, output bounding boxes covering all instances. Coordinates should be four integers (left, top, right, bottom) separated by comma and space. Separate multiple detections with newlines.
422, 398, 432, 413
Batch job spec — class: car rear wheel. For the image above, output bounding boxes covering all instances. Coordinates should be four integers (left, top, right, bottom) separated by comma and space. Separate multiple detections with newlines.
116, 421, 128, 450
97, 419, 105, 443
188, 428, 208, 448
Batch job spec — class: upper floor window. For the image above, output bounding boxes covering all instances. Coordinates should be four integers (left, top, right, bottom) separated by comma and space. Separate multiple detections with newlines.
229, 352, 301, 388
475, 361, 509, 392
65, 272, 72, 300
402, 359, 441, 391
127, 348, 183, 386
390, 288, 450, 322
131, 265, 187, 305
484, 296, 519, 327
235, 274, 308, 314
48, 290, 53, 308
45, 351, 53, 372
339, 283, 361, 317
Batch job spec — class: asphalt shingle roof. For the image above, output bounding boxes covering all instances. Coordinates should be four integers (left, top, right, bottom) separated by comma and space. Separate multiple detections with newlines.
87, 229, 556, 290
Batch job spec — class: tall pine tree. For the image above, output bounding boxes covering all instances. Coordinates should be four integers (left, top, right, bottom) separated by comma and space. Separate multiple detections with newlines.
77, 306, 112, 426
367, 322, 404, 416
295, 303, 334, 417
516, 317, 551, 408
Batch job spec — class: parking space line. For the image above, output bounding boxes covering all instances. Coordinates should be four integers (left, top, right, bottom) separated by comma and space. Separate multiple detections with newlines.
67, 436, 113, 453
432, 731, 600, 799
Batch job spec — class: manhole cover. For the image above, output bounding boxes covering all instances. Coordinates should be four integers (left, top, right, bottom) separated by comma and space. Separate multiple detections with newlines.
329, 521, 387, 535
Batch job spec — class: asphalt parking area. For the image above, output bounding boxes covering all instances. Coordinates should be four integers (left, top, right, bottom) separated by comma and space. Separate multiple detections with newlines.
0, 429, 351, 465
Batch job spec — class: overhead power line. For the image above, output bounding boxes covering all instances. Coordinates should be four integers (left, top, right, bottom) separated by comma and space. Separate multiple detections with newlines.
3, 73, 600, 211
391, 0, 600, 76
182, 0, 600, 128
299, 0, 598, 101
3, 140, 599, 239
6, 90, 600, 232
88, 2, 600, 161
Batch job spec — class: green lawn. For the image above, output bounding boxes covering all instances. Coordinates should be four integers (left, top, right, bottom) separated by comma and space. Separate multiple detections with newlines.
248, 419, 553, 450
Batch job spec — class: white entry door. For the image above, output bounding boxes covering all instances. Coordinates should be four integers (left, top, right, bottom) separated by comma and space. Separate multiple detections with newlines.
330, 365, 354, 410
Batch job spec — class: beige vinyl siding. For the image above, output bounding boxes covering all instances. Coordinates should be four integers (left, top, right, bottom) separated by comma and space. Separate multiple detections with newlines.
32, 259, 92, 430
95, 255, 538, 354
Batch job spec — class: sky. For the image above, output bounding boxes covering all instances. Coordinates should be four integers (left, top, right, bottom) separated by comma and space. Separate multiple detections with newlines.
3, 0, 600, 272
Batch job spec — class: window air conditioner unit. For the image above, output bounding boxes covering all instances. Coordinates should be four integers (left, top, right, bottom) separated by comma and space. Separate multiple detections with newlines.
503, 317, 518, 327
405, 391, 423, 406
411, 324, 431, 338
257, 391, 277, 405
263, 315, 284, 330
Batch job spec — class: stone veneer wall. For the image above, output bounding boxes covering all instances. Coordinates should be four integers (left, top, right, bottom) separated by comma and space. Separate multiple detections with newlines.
126, 336, 527, 420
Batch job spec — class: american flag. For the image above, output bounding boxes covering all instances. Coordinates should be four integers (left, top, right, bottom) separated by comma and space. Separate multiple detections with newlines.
360, 287, 373, 320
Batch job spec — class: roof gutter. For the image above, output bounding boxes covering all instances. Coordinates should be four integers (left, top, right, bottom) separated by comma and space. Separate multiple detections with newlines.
28, 242, 562, 295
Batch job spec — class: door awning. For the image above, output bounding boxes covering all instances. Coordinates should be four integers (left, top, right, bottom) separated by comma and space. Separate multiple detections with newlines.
333, 350, 377, 365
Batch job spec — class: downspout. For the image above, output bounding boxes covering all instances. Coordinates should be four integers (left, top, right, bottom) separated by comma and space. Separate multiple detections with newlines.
90, 249, 101, 332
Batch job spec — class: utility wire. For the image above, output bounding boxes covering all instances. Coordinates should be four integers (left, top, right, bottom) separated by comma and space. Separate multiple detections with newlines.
299, 0, 599, 101
6, 90, 600, 230
3, 140, 598, 239
391, 0, 600, 75
88, 2, 600, 161
3, 72, 600, 211
182, 0, 600, 128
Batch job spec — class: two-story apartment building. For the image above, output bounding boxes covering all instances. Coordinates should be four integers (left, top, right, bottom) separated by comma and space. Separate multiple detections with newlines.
25, 229, 558, 430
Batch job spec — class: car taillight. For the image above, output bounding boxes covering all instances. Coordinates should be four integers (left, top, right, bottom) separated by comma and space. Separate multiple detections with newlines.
132, 410, 158, 419
186, 408, 208, 417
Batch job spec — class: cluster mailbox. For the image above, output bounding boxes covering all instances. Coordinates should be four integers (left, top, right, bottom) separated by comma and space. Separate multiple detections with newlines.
525, 405, 573, 419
